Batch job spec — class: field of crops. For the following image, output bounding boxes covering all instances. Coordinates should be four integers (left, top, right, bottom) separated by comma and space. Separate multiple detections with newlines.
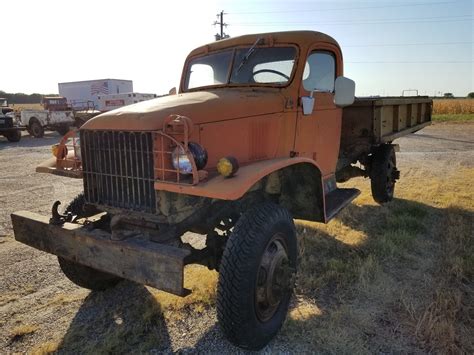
432, 99, 474, 114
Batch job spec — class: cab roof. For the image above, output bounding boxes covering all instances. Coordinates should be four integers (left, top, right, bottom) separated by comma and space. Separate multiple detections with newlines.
187, 30, 340, 57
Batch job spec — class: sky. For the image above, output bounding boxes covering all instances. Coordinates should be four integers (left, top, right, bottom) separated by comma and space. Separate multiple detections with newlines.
2, 0, 473, 97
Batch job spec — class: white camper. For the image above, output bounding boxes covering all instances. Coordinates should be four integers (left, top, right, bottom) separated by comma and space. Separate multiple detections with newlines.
97, 92, 157, 112
58, 79, 133, 110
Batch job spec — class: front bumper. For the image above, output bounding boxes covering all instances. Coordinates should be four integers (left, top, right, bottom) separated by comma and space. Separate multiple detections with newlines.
11, 211, 191, 296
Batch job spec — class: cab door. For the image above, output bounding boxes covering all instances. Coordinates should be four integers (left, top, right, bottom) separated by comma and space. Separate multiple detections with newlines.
294, 48, 342, 176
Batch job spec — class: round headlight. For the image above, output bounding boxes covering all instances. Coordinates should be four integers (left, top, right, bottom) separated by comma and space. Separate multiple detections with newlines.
172, 146, 193, 174
171, 142, 208, 175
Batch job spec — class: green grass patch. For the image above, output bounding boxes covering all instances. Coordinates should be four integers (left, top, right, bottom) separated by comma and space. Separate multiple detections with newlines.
432, 113, 474, 122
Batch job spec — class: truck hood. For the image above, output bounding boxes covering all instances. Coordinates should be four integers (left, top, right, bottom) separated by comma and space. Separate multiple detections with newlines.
82, 89, 286, 131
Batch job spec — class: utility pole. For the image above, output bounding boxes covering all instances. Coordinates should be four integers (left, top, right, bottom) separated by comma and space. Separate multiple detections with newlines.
213, 10, 230, 41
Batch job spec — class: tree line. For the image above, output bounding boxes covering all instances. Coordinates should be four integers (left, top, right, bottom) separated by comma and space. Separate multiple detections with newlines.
0, 90, 58, 104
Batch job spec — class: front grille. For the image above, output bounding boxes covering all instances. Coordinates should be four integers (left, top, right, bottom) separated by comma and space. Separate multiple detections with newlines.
81, 130, 156, 213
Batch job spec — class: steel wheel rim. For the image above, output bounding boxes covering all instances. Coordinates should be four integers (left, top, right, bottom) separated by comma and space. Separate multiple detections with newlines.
255, 233, 291, 322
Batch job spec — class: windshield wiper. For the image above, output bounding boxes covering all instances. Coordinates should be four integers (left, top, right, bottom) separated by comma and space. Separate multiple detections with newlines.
235, 37, 264, 75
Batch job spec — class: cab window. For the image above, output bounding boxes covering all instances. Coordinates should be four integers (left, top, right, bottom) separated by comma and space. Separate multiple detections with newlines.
302, 51, 336, 92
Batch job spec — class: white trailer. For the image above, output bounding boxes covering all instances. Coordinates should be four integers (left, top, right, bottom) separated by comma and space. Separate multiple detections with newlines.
97, 92, 157, 112
58, 79, 133, 110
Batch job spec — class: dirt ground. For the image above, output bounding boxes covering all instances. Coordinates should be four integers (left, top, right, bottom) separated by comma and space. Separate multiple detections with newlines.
0, 123, 473, 353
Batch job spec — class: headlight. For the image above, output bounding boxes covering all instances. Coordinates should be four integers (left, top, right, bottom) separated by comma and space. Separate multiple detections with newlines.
171, 142, 208, 174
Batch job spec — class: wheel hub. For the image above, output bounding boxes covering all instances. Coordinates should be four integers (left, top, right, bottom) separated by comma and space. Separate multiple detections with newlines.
255, 235, 293, 322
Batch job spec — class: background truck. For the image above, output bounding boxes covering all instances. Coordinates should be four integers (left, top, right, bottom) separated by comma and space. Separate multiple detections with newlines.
97, 92, 157, 112
11, 31, 431, 350
19, 96, 75, 137
0, 98, 22, 142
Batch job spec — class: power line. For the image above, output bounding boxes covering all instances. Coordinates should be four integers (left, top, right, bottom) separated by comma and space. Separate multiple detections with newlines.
346, 61, 473, 63
343, 41, 473, 47
232, 16, 473, 27
228, 1, 463, 15
232, 14, 470, 25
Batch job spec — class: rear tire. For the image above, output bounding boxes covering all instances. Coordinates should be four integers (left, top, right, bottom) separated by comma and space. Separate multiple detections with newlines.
217, 202, 297, 350
58, 257, 122, 291
370, 144, 398, 203
29, 119, 44, 138
5, 130, 21, 142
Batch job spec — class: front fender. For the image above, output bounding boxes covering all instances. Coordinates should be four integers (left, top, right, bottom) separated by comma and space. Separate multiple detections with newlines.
154, 157, 323, 200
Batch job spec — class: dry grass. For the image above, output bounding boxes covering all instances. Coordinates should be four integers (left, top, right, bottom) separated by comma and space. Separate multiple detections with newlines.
433, 99, 474, 114
29, 340, 60, 355
10, 324, 39, 341
282, 168, 474, 353
432, 113, 474, 122
9, 103, 42, 111
151, 265, 218, 320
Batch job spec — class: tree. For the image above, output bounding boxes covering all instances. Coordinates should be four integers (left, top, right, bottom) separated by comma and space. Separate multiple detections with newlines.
443, 93, 454, 99
468, 92, 474, 99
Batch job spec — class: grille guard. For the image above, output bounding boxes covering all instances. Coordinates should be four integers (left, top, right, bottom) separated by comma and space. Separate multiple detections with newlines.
153, 115, 200, 186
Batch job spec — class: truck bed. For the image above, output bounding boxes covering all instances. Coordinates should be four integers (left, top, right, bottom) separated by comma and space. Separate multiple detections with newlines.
338, 96, 432, 168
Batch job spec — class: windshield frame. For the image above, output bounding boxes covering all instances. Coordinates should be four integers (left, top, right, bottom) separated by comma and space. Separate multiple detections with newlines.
182, 43, 300, 92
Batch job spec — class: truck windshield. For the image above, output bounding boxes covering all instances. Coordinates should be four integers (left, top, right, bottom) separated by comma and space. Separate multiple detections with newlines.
184, 46, 297, 90
0, 99, 7, 107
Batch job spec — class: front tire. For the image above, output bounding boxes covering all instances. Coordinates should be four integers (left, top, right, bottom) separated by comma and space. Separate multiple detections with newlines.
217, 202, 297, 350
5, 130, 21, 142
58, 257, 122, 291
29, 119, 44, 138
57, 194, 120, 291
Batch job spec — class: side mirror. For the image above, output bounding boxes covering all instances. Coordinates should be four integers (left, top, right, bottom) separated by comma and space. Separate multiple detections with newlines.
169, 87, 177, 95
334, 76, 355, 107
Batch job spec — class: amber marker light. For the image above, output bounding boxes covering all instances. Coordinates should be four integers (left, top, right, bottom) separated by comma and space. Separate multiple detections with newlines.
217, 156, 239, 177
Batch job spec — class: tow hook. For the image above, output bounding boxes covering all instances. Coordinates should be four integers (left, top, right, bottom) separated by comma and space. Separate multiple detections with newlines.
49, 201, 73, 225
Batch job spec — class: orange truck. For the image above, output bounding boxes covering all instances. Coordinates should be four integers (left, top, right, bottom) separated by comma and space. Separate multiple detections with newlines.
11, 31, 431, 350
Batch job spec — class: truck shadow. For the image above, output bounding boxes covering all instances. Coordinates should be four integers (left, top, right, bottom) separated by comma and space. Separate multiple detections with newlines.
0, 132, 62, 150
54, 198, 472, 353
57, 281, 171, 353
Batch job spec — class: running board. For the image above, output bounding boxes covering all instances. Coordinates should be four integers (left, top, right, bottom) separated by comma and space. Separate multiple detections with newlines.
325, 188, 360, 221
